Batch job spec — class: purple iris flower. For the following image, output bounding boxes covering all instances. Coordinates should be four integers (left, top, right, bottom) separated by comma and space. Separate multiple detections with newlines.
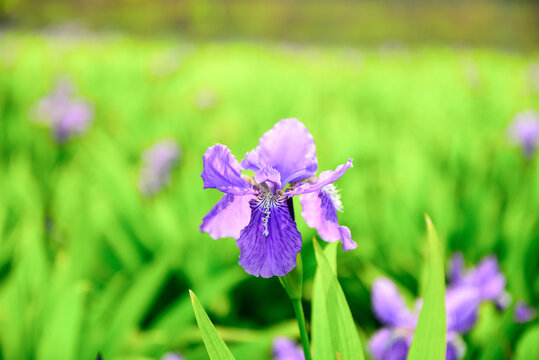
138, 139, 181, 196
32, 78, 93, 144
160, 353, 184, 360
507, 110, 539, 158
272, 337, 305, 360
514, 300, 536, 323
448, 253, 510, 310
200, 119, 355, 278
368, 277, 476, 360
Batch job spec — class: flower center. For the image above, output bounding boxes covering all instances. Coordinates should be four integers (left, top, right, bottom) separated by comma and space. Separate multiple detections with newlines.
257, 191, 285, 236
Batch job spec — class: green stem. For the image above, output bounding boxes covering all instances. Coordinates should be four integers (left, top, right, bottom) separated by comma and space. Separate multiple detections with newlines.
291, 298, 313, 360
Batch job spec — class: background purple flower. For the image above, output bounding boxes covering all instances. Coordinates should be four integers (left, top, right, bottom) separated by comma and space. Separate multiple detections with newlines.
514, 300, 536, 323
448, 252, 509, 310
160, 352, 185, 360
368, 277, 474, 360
272, 337, 305, 360
507, 110, 539, 158
200, 119, 355, 278
31, 78, 93, 144
138, 139, 181, 196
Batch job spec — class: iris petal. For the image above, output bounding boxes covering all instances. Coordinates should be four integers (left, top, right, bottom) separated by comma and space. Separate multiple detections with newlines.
254, 166, 281, 188
200, 194, 254, 239
240, 119, 318, 187
201, 144, 256, 195
371, 277, 416, 328
272, 337, 305, 360
445, 286, 480, 333
285, 159, 353, 196
299, 185, 356, 250
386, 338, 409, 360
236, 194, 302, 278
368, 328, 392, 360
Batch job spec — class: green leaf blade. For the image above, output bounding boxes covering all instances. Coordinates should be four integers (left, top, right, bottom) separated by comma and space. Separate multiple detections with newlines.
190, 290, 236, 360
312, 241, 365, 360
407, 215, 446, 360
515, 325, 539, 360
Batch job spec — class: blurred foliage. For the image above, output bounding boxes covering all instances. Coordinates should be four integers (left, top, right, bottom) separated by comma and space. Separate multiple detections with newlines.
0, 32, 538, 359
0, 1, 538, 48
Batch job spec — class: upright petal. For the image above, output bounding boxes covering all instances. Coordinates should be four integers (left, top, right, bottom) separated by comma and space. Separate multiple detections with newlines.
201, 144, 256, 195
468, 256, 506, 301
236, 193, 302, 278
299, 184, 356, 250
285, 159, 353, 196
200, 194, 254, 239
272, 337, 305, 360
254, 166, 282, 188
448, 252, 465, 284
445, 286, 481, 333
371, 277, 416, 328
450, 254, 508, 305
240, 119, 318, 186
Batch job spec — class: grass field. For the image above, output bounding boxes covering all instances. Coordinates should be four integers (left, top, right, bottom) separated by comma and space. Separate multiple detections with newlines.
0, 32, 538, 359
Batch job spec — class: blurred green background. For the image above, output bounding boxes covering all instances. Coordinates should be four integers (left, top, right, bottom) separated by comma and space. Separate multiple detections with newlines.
0, 1, 538, 359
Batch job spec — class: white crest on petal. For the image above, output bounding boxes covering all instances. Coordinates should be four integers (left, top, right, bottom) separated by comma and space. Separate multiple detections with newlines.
321, 183, 343, 212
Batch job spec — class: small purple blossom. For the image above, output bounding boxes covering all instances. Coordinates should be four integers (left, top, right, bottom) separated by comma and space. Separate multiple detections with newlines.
138, 139, 181, 196
160, 352, 185, 360
514, 300, 536, 323
507, 110, 539, 158
200, 119, 355, 278
31, 78, 93, 144
448, 252, 509, 310
272, 337, 305, 360
368, 277, 472, 360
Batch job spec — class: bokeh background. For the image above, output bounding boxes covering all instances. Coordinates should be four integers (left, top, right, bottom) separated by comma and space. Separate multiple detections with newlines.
0, 1, 538, 359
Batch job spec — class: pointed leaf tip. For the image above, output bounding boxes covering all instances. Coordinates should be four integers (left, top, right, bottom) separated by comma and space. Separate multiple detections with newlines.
190, 290, 236, 360
407, 214, 445, 360
424, 214, 432, 228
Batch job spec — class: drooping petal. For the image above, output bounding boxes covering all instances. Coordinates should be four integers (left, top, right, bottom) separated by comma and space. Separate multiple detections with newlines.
514, 300, 536, 323
285, 159, 353, 196
200, 194, 254, 239
386, 337, 409, 360
368, 328, 392, 360
240, 119, 318, 186
236, 193, 302, 278
495, 291, 511, 311
201, 144, 256, 195
299, 184, 356, 250
446, 333, 466, 360
371, 277, 416, 328
272, 337, 305, 360
445, 286, 481, 333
